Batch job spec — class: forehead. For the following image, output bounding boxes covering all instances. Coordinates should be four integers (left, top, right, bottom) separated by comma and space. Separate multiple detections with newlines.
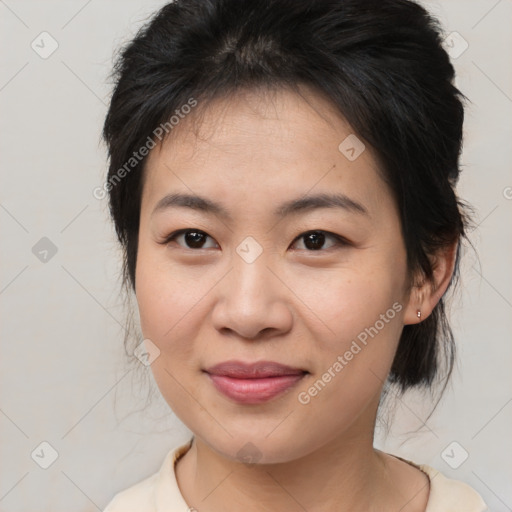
150, 86, 358, 163
141, 86, 392, 219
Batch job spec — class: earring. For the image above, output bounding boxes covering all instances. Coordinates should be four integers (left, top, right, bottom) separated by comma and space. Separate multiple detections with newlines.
417, 310, 421, 319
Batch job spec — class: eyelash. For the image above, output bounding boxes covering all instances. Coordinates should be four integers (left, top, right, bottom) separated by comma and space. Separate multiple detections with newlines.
160, 229, 350, 252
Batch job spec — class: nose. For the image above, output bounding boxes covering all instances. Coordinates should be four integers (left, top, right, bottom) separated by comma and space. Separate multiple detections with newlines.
211, 249, 293, 341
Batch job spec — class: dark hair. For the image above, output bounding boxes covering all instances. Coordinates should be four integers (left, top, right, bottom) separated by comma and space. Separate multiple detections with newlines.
102, 0, 470, 397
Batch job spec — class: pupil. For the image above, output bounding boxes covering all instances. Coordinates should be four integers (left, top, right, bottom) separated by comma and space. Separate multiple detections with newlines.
186, 231, 205, 248
305, 231, 324, 250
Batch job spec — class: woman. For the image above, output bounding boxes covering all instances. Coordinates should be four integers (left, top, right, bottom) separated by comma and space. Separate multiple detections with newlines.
102, 0, 488, 510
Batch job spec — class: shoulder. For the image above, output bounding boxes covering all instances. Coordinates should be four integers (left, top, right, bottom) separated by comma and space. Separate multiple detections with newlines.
103, 439, 193, 512
416, 463, 489, 512
103, 471, 159, 512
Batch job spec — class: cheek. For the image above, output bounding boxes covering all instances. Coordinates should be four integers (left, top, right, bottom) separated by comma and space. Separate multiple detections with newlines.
134, 246, 206, 416
135, 243, 202, 349
290, 276, 405, 456
291, 253, 408, 400
294, 258, 406, 341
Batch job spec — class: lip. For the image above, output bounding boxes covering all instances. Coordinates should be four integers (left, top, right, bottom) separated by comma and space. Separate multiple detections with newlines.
204, 360, 308, 404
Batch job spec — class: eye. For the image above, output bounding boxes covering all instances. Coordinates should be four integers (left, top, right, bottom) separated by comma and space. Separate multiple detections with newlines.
291, 230, 348, 251
162, 229, 218, 250
160, 228, 349, 252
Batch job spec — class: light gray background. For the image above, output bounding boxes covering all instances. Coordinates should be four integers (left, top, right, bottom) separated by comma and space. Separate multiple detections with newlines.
1, 1, 511, 510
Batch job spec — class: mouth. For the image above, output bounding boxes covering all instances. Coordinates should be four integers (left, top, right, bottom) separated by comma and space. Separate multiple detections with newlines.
203, 360, 309, 404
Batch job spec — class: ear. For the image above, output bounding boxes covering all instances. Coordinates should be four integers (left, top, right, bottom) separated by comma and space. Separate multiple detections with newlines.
403, 241, 458, 325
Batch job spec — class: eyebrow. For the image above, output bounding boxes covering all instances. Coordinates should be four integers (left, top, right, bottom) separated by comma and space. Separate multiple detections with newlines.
151, 192, 369, 220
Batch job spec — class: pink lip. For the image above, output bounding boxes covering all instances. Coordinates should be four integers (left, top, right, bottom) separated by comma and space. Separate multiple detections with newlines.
204, 360, 307, 404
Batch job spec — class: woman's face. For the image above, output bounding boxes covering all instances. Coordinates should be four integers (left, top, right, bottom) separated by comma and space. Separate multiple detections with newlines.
136, 87, 415, 463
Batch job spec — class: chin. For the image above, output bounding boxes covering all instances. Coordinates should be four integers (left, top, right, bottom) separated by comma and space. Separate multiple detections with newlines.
194, 423, 323, 466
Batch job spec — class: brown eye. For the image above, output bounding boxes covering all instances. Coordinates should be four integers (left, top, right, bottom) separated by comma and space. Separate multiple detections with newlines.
292, 230, 347, 251
163, 229, 218, 249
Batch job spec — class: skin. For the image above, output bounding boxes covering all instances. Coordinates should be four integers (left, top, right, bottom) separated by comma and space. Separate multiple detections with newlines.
135, 85, 457, 512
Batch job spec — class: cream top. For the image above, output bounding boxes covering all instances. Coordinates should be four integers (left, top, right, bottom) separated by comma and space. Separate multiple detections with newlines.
104, 438, 488, 512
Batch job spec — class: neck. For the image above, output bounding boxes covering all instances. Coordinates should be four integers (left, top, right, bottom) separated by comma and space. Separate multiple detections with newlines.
175, 402, 429, 512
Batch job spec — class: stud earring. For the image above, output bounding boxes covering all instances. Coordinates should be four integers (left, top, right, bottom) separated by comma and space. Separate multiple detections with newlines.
417, 310, 421, 319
